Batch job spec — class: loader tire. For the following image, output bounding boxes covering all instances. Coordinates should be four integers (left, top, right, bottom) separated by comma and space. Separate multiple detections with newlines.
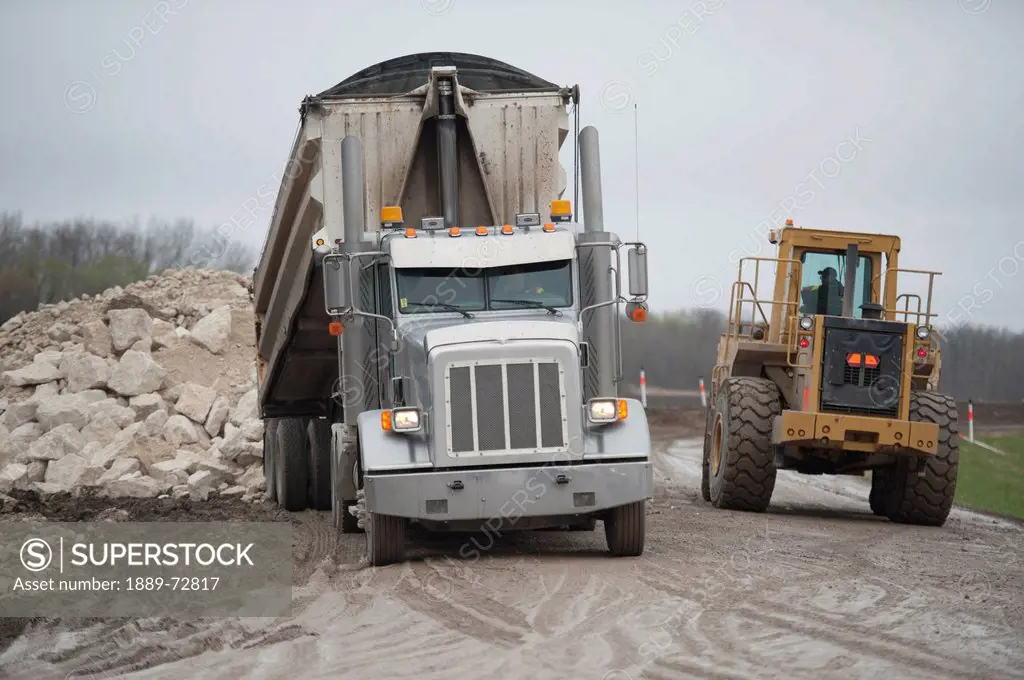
605, 501, 646, 556
307, 418, 332, 511
869, 469, 891, 516
263, 419, 279, 503
701, 406, 713, 502
708, 377, 781, 512
883, 392, 959, 526
275, 417, 309, 511
332, 425, 362, 533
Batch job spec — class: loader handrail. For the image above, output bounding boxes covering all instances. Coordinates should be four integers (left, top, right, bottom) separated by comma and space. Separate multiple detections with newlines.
877, 267, 941, 326
726, 256, 803, 344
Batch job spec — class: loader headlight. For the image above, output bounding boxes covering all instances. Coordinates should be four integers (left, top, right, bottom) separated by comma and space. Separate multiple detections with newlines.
588, 398, 628, 423
916, 326, 930, 340
382, 407, 422, 432
799, 316, 814, 330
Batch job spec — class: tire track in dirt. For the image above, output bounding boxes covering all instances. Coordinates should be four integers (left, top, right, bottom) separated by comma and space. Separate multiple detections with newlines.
735, 602, 996, 679
393, 561, 533, 648
640, 655, 755, 680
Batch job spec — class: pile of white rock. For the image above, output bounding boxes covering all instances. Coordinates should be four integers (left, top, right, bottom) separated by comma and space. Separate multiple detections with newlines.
0, 297, 267, 502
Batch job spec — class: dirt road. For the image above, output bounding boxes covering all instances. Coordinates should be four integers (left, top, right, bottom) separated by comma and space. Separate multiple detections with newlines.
2, 421, 1023, 680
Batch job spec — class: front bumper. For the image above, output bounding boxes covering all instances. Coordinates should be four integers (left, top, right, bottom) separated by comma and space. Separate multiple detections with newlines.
772, 410, 939, 455
364, 460, 653, 522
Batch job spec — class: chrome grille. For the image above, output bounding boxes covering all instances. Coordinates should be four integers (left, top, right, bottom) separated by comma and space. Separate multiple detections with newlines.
446, 359, 567, 455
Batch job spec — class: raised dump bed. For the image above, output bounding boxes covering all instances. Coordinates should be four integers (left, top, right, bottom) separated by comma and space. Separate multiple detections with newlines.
252, 52, 573, 418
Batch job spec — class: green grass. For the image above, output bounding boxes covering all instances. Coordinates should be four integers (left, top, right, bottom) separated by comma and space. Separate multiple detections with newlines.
956, 434, 1024, 519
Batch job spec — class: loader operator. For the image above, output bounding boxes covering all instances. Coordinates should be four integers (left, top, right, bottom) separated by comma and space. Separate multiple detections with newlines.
801, 266, 844, 316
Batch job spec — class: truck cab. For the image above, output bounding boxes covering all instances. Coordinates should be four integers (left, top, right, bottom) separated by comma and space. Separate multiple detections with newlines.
319, 192, 653, 565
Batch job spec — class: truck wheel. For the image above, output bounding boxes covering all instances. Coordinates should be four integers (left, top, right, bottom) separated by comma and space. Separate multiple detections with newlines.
605, 501, 645, 556
307, 418, 332, 511
275, 417, 309, 511
708, 377, 781, 512
869, 469, 891, 516
364, 486, 406, 566
701, 406, 713, 502
332, 425, 362, 533
263, 419, 279, 502
883, 392, 959, 526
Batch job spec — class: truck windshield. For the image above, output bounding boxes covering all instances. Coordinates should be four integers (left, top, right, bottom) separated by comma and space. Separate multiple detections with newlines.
395, 260, 572, 314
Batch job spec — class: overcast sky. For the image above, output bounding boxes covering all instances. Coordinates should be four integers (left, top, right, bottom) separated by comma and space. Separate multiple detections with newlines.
1, 0, 1022, 330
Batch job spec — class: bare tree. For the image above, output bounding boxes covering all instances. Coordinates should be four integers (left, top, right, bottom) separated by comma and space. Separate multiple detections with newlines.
0, 212, 257, 323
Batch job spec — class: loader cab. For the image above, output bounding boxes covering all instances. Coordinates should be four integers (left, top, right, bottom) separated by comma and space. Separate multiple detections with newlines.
761, 225, 895, 345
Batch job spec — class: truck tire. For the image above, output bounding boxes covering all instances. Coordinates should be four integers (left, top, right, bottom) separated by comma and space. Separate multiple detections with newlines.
605, 501, 645, 556
307, 418, 332, 511
708, 377, 781, 512
275, 417, 309, 511
365, 497, 406, 566
701, 406, 713, 502
869, 469, 890, 516
264, 419, 279, 502
331, 425, 362, 533
883, 391, 959, 526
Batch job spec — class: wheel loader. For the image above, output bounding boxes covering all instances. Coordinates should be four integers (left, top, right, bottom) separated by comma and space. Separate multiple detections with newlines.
701, 220, 959, 525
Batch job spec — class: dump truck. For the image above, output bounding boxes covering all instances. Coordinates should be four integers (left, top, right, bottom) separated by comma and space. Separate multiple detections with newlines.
252, 52, 654, 565
701, 220, 958, 525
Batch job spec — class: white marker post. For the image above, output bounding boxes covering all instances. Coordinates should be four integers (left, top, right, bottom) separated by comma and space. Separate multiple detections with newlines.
640, 367, 647, 408
699, 377, 707, 408
968, 399, 974, 442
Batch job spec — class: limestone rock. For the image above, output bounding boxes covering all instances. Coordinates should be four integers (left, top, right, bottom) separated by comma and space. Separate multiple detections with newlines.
175, 383, 217, 424
143, 410, 170, 437
129, 393, 166, 421
151, 319, 178, 349
35, 395, 91, 432
204, 396, 230, 437
0, 401, 37, 430
107, 350, 167, 396
105, 475, 167, 499
107, 308, 153, 352
229, 389, 258, 427
62, 352, 110, 393
0, 464, 30, 493
188, 305, 232, 354
81, 319, 113, 357
2, 362, 61, 387
27, 424, 87, 461
163, 415, 199, 446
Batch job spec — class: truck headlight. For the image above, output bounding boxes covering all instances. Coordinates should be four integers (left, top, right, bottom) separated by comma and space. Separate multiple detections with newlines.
383, 407, 422, 432
588, 398, 627, 423
799, 316, 814, 330
916, 326, 930, 340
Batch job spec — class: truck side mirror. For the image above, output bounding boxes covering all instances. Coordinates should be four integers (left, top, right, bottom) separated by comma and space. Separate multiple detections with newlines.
323, 255, 350, 314
628, 245, 649, 298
